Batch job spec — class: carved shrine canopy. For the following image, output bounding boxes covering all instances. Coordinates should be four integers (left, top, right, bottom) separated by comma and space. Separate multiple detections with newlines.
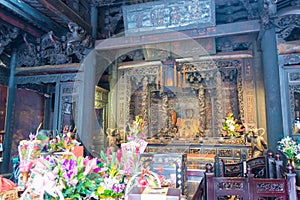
122, 0, 215, 36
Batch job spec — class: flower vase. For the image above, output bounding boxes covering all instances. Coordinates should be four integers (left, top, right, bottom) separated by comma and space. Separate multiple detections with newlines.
288, 158, 296, 167
21, 171, 29, 183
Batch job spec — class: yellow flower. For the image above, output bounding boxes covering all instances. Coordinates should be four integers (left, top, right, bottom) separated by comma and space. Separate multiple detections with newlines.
109, 166, 118, 177
97, 186, 105, 194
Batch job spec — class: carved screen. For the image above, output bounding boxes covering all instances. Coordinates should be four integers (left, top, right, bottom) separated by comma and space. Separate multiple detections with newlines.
290, 86, 300, 134
120, 61, 244, 138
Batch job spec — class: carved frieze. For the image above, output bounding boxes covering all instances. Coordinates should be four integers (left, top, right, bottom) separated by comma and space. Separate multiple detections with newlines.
15, 73, 79, 85
276, 15, 300, 42
16, 22, 92, 68
0, 25, 19, 55
256, 182, 285, 192
259, 1, 276, 30
289, 72, 300, 82
282, 54, 300, 66
217, 181, 244, 190
122, 0, 215, 36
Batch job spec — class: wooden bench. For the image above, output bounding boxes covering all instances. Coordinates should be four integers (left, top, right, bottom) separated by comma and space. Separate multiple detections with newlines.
205, 153, 297, 200
215, 151, 279, 178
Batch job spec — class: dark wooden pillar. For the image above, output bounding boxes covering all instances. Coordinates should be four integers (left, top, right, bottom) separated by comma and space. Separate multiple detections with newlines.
1, 51, 17, 173
91, 4, 98, 40
43, 84, 52, 129
260, 27, 284, 152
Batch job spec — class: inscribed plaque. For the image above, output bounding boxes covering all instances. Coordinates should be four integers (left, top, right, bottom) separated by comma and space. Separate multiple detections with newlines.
122, 0, 216, 36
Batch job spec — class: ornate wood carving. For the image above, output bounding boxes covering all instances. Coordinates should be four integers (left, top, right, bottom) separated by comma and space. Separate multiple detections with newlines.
122, 0, 215, 36
282, 53, 300, 66
259, 1, 276, 30
58, 82, 79, 132
289, 72, 300, 82
101, 7, 123, 38
289, 85, 298, 134
0, 25, 19, 55
216, 35, 253, 53
276, 15, 300, 42
15, 73, 80, 85
118, 65, 158, 131
16, 22, 92, 68
118, 58, 250, 137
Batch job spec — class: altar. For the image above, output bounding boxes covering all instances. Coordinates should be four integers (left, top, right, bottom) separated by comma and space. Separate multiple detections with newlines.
145, 137, 251, 172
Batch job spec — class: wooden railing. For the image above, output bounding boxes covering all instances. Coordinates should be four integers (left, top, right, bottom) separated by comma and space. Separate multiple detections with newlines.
205, 152, 297, 200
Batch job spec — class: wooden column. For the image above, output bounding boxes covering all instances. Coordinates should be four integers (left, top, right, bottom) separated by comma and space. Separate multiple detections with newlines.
108, 62, 118, 128
1, 50, 17, 173
91, 4, 98, 40
260, 27, 284, 152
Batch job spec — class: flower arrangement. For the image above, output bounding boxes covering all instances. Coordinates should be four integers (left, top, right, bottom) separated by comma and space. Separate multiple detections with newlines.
18, 124, 44, 188
125, 167, 161, 196
95, 150, 126, 199
221, 113, 243, 137
48, 125, 80, 152
22, 155, 105, 200
127, 115, 146, 141
121, 116, 148, 176
277, 136, 300, 160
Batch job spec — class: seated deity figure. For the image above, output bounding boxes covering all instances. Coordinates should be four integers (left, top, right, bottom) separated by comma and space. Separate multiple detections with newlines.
176, 109, 200, 139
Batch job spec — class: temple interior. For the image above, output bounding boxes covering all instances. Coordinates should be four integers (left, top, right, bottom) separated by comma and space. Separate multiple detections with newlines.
1, 0, 300, 199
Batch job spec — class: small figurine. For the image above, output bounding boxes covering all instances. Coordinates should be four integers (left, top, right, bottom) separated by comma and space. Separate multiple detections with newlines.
246, 128, 268, 157
106, 128, 120, 152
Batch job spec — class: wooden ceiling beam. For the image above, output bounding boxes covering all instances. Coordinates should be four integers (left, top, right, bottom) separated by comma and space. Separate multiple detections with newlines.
95, 20, 260, 50
0, 11, 41, 37
1, 0, 66, 35
39, 0, 92, 34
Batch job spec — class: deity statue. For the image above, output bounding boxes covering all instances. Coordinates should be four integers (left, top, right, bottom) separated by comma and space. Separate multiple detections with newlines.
246, 128, 268, 157
106, 128, 120, 152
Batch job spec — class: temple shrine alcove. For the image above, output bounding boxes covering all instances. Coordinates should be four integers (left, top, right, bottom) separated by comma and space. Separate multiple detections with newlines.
116, 57, 255, 140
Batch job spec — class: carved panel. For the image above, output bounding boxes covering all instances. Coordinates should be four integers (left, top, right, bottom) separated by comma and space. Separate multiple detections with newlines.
0, 25, 19, 55
117, 58, 250, 137
15, 73, 80, 85
16, 23, 92, 68
289, 72, 300, 82
217, 181, 245, 190
256, 182, 285, 192
283, 54, 300, 66
58, 82, 79, 132
117, 65, 158, 132
276, 15, 300, 42
122, 0, 215, 36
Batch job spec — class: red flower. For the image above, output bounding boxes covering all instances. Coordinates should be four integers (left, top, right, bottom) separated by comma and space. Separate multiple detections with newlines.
138, 177, 148, 187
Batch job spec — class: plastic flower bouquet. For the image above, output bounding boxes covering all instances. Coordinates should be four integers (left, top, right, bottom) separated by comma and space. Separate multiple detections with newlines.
127, 115, 146, 141
17, 125, 44, 188
121, 116, 148, 176
95, 150, 126, 199
277, 136, 300, 160
48, 125, 81, 152
221, 113, 243, 137
21, 155, 106, 200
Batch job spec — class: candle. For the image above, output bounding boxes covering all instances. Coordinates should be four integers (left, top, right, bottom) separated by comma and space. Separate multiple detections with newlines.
160, 64, 163, 87
183, 65, 186, 88
174, 63, 177, 87
156, 68, 159, 90
178, 71, 181, 88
